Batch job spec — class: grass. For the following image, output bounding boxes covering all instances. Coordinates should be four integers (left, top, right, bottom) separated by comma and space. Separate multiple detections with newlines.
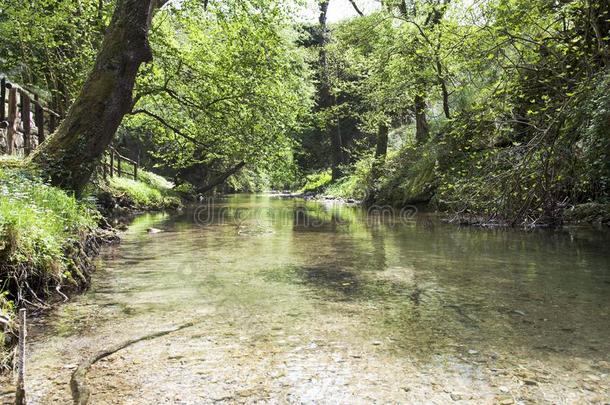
324, 175, 366, 199
0, 159, 184, 370
324, 157, 373, 200
296, 158, 373, 201
0, 163, 98, 369
103, 170, 182, 210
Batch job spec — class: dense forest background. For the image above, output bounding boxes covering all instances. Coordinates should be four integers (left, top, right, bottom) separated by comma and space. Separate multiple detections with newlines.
1, 0, 608, 226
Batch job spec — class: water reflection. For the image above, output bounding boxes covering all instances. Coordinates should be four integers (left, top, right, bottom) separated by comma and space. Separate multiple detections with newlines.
96, 195, 610, 359
23, 194, 610, 403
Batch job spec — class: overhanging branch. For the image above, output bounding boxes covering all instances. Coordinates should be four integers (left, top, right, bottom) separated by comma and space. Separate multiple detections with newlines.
130, 109, 210, 149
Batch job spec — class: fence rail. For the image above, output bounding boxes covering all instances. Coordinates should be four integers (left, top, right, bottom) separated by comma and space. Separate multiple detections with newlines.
0, 76, 60, 156
103, 146, 139, 181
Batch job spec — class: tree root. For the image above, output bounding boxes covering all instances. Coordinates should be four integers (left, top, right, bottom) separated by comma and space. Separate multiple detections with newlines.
70, 321, 196, 405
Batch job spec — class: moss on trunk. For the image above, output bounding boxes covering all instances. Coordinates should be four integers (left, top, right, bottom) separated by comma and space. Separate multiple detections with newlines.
29, 0, 157, 196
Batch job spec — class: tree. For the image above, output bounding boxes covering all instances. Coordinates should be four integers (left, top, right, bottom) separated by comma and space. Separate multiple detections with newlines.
0, 0, 112, 115
121, 0, 312, 192
29, 0, 163, 195
316, 0, 345, 181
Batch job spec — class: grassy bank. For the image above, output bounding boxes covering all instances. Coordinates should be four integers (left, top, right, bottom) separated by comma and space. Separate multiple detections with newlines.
0, 162, 185, 370
93, 170, 183, 217
298, 142, 610, 227
0, 163, 99, 369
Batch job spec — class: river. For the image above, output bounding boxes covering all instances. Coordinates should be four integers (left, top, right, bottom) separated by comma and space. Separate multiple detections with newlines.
8, 194, 610, 404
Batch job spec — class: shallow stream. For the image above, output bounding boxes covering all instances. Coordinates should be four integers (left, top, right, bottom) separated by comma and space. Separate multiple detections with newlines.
5, 195, 610, 403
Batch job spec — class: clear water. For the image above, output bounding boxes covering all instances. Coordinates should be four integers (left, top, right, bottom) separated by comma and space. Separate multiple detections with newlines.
13, 195, 610, 404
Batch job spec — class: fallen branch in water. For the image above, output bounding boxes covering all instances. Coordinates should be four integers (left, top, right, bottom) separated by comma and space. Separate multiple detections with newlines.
70, 321, 196, 405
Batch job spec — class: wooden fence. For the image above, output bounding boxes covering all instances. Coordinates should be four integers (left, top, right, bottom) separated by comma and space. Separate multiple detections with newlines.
103, 146, 139, 181
1, 76, 139, 181
0, 77, 60, 156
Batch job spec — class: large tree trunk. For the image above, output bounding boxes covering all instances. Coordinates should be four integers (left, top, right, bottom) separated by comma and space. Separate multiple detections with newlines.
29, 0, 158, 195
374, 123, 389, 158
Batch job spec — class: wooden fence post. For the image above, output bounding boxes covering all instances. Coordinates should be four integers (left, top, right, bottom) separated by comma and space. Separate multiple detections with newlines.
21, 91, 31, 155
6, 88, 17, 155
1, 77, 6, 122
34, 94, 45, 144
117, 154, 122, 177
14, 308, 27, 405
133, 162, 138, 181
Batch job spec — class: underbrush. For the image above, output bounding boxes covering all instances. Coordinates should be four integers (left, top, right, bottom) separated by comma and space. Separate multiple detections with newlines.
373, 147, 437, 206
324, 157, 373, 200
298, 170, 332, 194
0, 165, 99, 370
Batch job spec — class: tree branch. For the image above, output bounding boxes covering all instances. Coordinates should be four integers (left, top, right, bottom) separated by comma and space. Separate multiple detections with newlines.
130, 109, 210, 149
197, 161, 246, 194
348, 0, 364, 16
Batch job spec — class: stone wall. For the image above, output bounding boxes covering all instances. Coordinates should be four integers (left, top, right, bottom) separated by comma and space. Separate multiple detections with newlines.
0, 112, 39, 156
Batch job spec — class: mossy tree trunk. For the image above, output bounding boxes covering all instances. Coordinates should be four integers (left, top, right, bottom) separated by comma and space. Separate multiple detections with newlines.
30, 0, 161, 195
375, 123, 389, 159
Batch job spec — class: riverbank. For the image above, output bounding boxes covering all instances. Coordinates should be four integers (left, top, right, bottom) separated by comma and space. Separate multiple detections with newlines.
296, 166, 610, 227
0, 160, 184, 371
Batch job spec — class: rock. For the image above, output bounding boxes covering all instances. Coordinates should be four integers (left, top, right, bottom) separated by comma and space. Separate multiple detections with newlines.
372, 340, 382, 346
499, 398, 513, 405
499, 386, 510, 393
468, 349, 479, 355
450, 393, 464, 401
511, 310, 526, 316
523, 379, 538, 386
147, 227, 163, 234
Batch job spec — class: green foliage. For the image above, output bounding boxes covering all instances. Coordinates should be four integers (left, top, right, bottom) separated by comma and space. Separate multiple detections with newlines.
374, 146, 438, 206
0, 167, 97, 272
299, 170, 332, 194
578, 72, 610, 202
325, 156, 374, 200
106, 171, 181, 210
0, 0, 112, 108
0, 166, 98, 368
123, 0, 313, 191
317, 0, 610, 224
563, 203, 610, 224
